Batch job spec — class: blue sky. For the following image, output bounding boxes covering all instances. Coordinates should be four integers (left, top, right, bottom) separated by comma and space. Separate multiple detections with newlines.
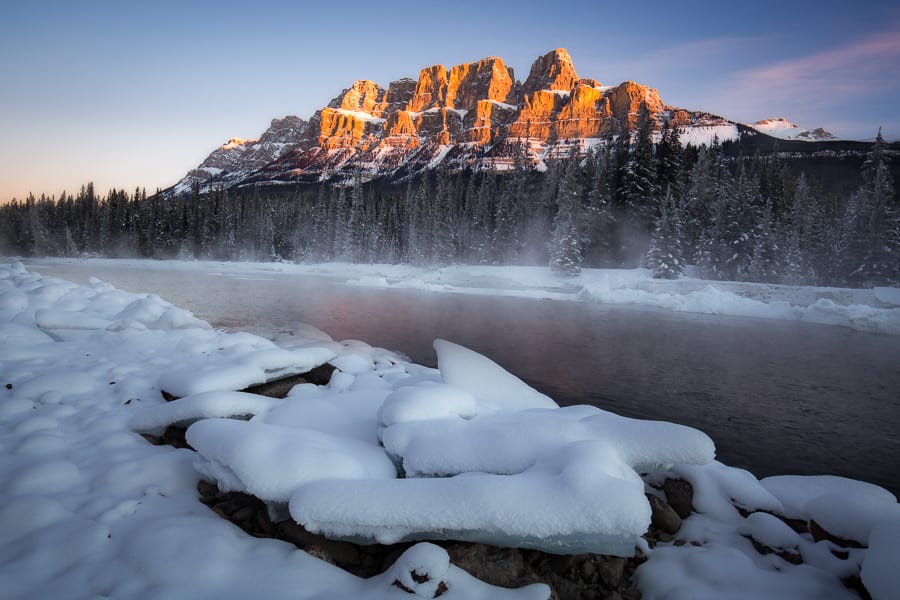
1, 0, 898, 201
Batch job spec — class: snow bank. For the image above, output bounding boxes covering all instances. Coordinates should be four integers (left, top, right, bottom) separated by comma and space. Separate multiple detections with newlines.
0, 262, 547, 599
23, 258, 900, 335
3, 260, 897, 599
187, 419, 397, 502
287, 340, 713, 556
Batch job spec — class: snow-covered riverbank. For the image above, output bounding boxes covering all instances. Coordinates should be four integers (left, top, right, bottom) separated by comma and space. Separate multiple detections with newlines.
21, 257, 900, 336
1, 261, 898, 599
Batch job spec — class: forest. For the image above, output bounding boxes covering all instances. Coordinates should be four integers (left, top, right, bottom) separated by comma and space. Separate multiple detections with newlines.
2, 119, 897, 289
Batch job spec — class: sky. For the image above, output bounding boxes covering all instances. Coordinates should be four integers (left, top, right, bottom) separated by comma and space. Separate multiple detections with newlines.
1, 0, 898, 202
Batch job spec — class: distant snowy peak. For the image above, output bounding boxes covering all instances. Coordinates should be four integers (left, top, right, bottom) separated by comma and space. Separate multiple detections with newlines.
750, 117, 837, 141
168, 49, 841, 194
173, 116, 309, 195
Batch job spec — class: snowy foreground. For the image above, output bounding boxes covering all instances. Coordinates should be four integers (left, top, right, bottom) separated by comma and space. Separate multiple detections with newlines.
22, 257, 900, 336
1, 261, 899, 599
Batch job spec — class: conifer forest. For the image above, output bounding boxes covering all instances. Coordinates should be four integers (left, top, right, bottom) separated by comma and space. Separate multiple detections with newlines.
2, 125, 898, 289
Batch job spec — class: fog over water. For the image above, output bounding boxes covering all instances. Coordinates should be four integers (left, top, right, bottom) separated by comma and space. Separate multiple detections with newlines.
25, 260, 900, 497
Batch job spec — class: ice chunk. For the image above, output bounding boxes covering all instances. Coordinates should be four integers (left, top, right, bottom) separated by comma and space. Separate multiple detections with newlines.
290, 438, 651, 556
35, 308, 113, 330
434, 339, 558, 411
129, 391, 282, 433
186, 419, 396, 502
378, 381, 479, 428
382, 405, 715, 477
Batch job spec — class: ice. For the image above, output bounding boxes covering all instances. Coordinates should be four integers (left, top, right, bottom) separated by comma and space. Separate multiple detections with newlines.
186, 419, 397, 502
377, 381, 478, 428
382, 405, 714, 477
290, 440, 652, 555
287, 343, 714, 556
434, 339, 558, 411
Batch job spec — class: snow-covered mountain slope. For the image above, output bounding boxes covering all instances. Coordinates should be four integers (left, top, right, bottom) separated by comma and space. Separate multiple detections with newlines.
750, 117, 837, 141
167, 49, 842, 195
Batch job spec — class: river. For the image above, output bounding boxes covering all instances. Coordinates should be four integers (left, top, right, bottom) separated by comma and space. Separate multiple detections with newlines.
22, 259, 900, 497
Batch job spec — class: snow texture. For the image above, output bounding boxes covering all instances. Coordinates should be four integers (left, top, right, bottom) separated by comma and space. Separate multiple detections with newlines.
2, 260, 897, 600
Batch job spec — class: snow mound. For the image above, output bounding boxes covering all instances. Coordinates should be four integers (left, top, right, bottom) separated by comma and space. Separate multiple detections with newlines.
130, 391, 282, 433
286, 342, 714, 555
434, 339, 558, 412
187, 419, 397, 502
158, 346, 335, 397
862, 514, 900, 600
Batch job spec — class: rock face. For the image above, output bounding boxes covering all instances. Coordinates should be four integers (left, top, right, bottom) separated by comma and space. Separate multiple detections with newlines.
171, 48, 737, 193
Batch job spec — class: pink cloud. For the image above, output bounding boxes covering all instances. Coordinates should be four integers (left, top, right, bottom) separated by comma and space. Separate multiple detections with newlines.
738, 31, 900, 96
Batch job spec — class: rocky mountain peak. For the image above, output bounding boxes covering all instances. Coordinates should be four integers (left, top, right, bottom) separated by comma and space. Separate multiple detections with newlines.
171, 48, 821, 194
328, 80, 386, 116
523, 48, 579, 96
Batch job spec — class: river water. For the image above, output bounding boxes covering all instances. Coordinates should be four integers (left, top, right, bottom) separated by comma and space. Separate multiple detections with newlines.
23, 260, 900, 497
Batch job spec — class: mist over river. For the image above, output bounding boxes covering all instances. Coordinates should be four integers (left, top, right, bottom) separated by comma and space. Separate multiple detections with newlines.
24, 259, 900, 497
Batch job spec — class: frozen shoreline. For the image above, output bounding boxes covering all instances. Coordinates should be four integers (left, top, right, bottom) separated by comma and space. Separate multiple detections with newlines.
2, 261, 899, 599
19, 256, 900, 336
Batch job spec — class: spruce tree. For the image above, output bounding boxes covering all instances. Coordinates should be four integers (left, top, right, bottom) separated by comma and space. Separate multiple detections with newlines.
840, 133, 899, 287
549, 156, 585, 276
645, 186, 685, 279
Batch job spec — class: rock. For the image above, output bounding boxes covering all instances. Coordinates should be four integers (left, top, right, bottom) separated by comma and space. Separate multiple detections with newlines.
809, 519, 866, 549
598, 556, 625, 589
648, 493, 682, 534
663, 478, 695, 519
444, 543, 528, 588
523, 48, 579, 96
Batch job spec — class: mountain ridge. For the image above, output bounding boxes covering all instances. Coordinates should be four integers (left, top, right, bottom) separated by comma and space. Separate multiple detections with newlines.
169, 49, 839, 195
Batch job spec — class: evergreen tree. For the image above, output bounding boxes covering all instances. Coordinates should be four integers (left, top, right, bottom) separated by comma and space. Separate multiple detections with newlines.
645, 186, 685, 279
747, 199, 781, 283
840, 132, 899, 286
549, 157, 585, 276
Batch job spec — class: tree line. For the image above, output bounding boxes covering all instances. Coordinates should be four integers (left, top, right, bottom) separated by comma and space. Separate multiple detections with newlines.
1, 115, 897, 288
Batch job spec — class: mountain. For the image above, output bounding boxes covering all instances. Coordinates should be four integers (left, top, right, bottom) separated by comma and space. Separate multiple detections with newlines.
749, 117, 836, 141
169, 49, 840, 194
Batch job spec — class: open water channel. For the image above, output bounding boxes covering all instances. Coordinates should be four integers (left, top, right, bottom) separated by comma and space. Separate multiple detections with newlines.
24, 260, 900, 497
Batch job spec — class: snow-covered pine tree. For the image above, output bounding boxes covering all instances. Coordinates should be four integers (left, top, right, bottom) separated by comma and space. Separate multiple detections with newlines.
645, 186, 685, 279
549, 155, 585, 276
747, 199, 781, 283
432, 162, 456, 265
698, 167, 759, 281
840, 130, 899, 286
